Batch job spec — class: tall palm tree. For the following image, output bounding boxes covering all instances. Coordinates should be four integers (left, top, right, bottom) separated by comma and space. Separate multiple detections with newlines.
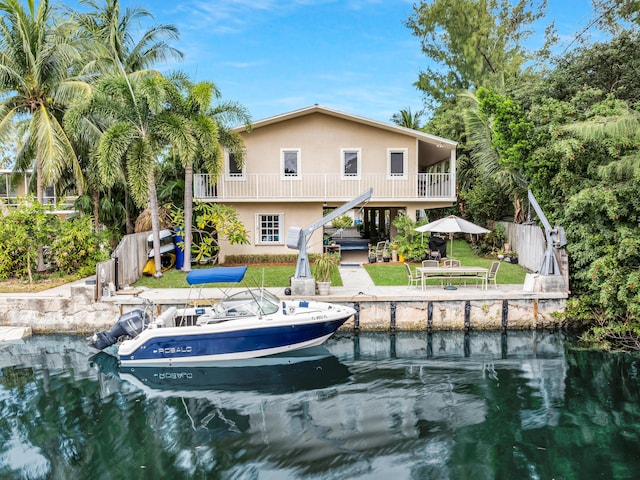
0, 0, 89, 204
68, 0, 183, 233
0, 0, 91, 270
165, 73, 251, 271
83, 72, 197, 276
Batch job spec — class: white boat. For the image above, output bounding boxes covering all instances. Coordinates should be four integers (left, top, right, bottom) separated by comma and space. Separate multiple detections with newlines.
89, 266, 355, 366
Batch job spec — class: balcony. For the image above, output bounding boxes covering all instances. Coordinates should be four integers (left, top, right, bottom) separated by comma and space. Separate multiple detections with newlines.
194, 173, 454, 202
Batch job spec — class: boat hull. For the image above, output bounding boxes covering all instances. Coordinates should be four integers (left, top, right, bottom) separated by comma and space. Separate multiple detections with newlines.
118, 311, 352, 366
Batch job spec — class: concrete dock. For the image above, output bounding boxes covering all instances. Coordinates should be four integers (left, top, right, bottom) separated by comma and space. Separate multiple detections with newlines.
0, 250, 568, 334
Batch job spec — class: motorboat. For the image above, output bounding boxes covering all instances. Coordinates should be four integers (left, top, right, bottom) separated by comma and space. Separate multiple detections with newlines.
89, 266, 355, 366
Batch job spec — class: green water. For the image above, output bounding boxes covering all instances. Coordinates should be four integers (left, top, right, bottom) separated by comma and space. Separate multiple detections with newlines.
0, 331, 639, 479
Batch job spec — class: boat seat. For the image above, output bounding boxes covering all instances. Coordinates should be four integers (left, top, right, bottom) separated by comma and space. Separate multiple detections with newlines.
155, 307, 177, 328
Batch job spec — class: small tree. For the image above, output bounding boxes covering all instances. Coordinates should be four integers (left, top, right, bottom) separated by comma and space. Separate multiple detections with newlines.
170, 202, 249, 264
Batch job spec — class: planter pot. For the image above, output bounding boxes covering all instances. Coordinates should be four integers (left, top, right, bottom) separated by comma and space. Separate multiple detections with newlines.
316, 281, 331, 295
383, 257, 390, 262
368, 256, 376, 263
510, 257, 519, 264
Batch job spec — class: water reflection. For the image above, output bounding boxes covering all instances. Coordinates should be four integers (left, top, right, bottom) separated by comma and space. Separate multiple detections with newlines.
102, 347, 352, 396
0, 331, 639, 479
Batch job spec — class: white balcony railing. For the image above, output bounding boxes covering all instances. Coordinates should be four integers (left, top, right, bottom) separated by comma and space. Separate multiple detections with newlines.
194, 173, 453, 201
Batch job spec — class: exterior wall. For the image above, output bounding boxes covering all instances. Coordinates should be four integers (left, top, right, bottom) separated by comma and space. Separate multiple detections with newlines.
218, 202, 325, 261
236, 112, 419, 177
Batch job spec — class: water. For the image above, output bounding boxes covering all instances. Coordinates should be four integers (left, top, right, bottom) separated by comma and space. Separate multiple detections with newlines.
1, 331, 639, 480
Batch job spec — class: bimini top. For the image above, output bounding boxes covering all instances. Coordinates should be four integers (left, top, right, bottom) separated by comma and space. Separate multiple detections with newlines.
186, 266, 248, 285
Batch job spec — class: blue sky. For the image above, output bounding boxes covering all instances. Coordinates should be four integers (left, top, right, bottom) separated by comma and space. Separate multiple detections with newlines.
120, 0, 598, 124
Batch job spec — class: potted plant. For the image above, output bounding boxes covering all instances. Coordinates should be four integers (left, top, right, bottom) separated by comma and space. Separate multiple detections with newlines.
383, 247, 391, 262
313, 252, 340, 295
367, 244, 377, 263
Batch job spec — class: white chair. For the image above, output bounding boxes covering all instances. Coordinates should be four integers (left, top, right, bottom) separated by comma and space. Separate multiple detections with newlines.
443, 259, 460, 268
487, 261, 500, 288
422, 260, 438, 268
404, 262, 421, 288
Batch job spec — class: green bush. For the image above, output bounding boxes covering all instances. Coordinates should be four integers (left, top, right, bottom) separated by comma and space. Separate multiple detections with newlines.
0, 201, 111, 280
0, 200, 56, 280
51, 215, 111, 275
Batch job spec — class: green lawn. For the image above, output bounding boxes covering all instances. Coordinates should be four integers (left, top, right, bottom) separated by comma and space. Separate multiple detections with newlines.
133, 264, 343, 289
364, 239, 526, 286
133, 240, 525, 289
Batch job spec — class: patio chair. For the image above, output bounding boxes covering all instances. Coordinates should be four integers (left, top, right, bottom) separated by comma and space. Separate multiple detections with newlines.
443, 259, 460, 268
422, 260, 439, 268
487, 261, 500, 288
375, 241, 388, 262
404, 262, 422, 288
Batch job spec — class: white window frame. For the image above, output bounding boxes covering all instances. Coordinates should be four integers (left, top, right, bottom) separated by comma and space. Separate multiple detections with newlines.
281, 148, 301, 179
341, 148, 361, 180
255, 213, 284, 245
225, 150, 244, 180
387, 148, 408, 179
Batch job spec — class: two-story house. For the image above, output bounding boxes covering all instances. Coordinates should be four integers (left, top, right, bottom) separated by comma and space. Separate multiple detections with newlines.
193, 105, 457, 262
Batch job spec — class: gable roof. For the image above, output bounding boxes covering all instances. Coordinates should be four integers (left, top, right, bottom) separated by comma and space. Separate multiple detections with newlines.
234, 104, 458, 148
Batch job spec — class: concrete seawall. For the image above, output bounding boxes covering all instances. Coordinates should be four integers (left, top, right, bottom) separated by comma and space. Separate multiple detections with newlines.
0, 280, 567, 334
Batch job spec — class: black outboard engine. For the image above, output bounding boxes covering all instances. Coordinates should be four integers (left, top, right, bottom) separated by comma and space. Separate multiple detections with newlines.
89, 309, 150, 350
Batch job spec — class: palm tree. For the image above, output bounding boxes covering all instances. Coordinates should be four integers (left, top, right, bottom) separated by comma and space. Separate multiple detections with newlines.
83, 72, 198, 276
0, 0, 88, 204
391, 107, 425, 130
161, 73, 251, 271
0, 0, 91, 269
68, 0, 183, 234
460, 90, 528, 222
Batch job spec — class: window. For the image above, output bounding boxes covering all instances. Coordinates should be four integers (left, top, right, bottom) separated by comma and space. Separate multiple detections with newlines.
388, 149, 407, 177
256, 213, 284, 244
341, 148, 361, 179
281, 149, 300, 178
227, 152, 244, 178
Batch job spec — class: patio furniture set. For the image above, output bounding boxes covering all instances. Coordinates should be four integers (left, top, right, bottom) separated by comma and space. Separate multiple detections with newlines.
406, 260, 500, 291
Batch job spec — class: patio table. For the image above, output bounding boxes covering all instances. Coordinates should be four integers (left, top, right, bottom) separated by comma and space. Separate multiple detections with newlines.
417, 266, 489, 290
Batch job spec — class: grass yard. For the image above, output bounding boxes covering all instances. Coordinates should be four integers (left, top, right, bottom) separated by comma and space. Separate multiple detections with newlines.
133, 239, 524, 289
133, 264, 343, 289
364, 239, 526, 286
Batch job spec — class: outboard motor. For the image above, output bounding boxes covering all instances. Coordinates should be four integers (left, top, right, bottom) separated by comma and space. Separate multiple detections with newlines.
89, 309, 150, 350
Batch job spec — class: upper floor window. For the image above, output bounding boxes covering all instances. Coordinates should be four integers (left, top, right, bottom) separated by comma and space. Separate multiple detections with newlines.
281, 149, 301, 179
256, 213, 284, 244
388, 148, 407, 178
227, 151, 244, 178
341, 148, 361, 179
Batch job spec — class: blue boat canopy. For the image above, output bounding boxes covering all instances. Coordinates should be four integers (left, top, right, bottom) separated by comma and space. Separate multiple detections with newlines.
186, 266, 248, 285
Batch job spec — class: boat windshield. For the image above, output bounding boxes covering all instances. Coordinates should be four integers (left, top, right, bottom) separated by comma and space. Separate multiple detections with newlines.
214, 289, 280, 317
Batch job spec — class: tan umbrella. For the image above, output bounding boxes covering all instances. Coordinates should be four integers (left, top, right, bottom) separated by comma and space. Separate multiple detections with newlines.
415, 215, 490, 258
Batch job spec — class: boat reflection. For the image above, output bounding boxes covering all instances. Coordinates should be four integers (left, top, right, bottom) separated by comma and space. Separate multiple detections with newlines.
92, 346, 352, 398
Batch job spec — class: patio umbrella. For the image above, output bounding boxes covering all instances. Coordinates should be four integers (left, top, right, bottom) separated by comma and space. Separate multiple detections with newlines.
415, 215, 490, 258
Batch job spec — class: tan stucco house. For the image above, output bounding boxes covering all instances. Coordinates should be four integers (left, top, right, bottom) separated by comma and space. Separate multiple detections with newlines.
193, 105, 457, 262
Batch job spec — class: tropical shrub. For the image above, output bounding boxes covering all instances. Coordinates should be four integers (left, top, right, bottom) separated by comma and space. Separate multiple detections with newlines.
0, 200, 56, 281
51, 215, 111, 275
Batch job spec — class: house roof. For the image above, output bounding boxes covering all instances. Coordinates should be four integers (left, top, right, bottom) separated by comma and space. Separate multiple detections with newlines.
234, 104, 458, 148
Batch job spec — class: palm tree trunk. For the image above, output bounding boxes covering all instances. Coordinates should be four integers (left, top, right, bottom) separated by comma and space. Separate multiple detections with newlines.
124, 192, 134, 234
36, 152, 45, 272
182, 162, 193, 272
92, 188, 100, 233
148, 169, 163, 278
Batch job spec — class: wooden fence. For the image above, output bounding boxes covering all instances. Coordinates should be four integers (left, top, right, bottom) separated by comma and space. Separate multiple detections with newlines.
496, 221, 569, 285
95, 232, 148, 300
